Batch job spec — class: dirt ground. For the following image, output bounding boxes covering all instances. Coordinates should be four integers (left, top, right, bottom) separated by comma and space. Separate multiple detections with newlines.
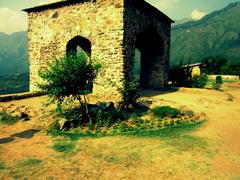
0, 82, 240, 179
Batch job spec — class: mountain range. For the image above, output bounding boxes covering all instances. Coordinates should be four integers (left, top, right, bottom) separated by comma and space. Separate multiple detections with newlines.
0, 31, 28, 75
0, 2, 239, 81
171, 2, 240, 65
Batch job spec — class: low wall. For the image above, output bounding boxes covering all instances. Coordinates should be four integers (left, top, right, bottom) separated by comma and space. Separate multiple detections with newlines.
208, 75, 239, 80
0, 92, 45, 102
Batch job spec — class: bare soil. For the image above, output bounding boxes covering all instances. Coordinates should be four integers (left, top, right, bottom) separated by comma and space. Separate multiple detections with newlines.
0, 82, 240, 179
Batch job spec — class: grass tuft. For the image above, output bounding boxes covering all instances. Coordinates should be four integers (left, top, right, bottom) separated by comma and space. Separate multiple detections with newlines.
0, 161, 6, 171
17, 158, 42, 167
52, 139, 77, 153
0, 111, 20, 125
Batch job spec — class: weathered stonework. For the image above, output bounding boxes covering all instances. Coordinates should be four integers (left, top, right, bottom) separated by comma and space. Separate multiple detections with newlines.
24, 0, 173, 101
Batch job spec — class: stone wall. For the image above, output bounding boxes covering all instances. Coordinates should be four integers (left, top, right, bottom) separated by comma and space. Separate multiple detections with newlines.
123, 0, 171, 89
26, 0, 172, 102
27, 0, 125, 100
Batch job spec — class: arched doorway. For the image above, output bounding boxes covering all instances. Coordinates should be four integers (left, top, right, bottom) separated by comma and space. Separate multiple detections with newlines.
66, 36, 91, 57
133, 27, 165, 89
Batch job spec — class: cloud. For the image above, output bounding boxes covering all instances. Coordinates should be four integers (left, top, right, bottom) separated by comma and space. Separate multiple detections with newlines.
191, 9, 207, 19
39, 0, 61, 5
149, 0, 180, 11
0, 7, 27, 34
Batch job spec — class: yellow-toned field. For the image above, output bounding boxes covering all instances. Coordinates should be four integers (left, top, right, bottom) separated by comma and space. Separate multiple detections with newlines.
0, 81, 240, 179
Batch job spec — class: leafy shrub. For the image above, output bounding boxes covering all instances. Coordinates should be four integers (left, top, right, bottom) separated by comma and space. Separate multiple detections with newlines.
216, 75, 223, 84
212, 75, 223, 90
94, 106, 120, 127
203, 56, 240, 76
191, 74, 208, 88
151, 106, 180, 119
119, 80, 141, 110
0, 111, 20, 125
38, 50, 101, 124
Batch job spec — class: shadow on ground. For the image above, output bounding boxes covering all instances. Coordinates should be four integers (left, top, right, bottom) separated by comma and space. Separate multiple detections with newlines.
0, 129, 40, 144
141, 87, 180, 98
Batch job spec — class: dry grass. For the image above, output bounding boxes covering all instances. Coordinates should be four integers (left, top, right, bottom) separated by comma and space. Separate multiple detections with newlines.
0, 81, 240, 179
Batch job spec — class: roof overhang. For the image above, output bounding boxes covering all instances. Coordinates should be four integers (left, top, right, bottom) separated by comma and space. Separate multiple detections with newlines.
23, 0, 93, 12
23, 0, 174, 24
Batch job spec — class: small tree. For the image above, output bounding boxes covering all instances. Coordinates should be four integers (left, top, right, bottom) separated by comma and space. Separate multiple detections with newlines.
212, 75, 223, 91
191, 74, 208, 88
119, 79, 141, 110
38, 50, 101, 124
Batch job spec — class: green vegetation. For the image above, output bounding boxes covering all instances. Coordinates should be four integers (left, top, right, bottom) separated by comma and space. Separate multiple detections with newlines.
0, 73, 29, 95
0, 111, 20, 125
212, 76, 223, 90
0, 161, 6, 171
203, 56, 240, 76
38, 50, 101, 124
191, 74, 208, 88
119, 79, 141, 110
151, 106, 180, 119
171, 2, 240, 65
47, 104, 205, 136
52, 139, 77, 154
17, 158, 42, 167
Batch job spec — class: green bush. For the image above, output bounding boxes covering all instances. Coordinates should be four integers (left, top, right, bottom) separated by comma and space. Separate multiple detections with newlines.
38, 50, 101, 124
151, 106, 180, 119
119, 80, 141, 110
94, 105, 121, 127
212, 75, 223, 90
0, 111, 20, 125
191, 74, 208, 88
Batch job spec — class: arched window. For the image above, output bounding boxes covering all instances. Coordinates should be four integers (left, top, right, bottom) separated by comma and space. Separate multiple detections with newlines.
66, 36, 91, 57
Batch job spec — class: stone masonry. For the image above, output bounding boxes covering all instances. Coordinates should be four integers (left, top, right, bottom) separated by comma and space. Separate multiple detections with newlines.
24, 0, 173, 101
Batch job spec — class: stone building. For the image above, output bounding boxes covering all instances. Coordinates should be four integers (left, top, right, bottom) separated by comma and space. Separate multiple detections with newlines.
24, 0, 174, 101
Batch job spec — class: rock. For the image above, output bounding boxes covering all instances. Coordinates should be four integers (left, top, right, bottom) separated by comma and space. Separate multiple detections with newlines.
20, 112, 30, 121
12, 111, 22, 118
58, 118, 71, 131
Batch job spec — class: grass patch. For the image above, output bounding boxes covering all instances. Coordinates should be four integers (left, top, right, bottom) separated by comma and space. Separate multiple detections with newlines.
0, 161, 6, 171
0, 111, 20, 125
52, 139, 77, 154
6, 158, 42, 179
122, 120, 206, 138
17, 158, 42, 167
151, 106, 180, 118
48, 120, 206, 141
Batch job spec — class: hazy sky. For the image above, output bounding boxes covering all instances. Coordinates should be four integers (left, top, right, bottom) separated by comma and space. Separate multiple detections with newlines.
0, 0, 238, 34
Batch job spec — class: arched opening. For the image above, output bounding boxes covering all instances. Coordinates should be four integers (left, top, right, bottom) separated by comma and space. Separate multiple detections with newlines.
66, 36, 93, 91
134, 27, 164, 89
66, 36, 91, 57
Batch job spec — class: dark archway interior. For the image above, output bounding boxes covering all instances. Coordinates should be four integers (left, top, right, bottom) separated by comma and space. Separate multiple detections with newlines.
134, 27, 164, 89
66, 36, 93, 92
66, 36, 91, 57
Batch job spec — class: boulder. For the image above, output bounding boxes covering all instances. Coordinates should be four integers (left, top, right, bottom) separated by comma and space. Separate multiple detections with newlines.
58, 118, 70, 131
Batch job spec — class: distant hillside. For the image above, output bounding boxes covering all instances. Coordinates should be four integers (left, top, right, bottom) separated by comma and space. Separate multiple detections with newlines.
171, 2, 240, 65
0, 31, 28, 75
173, 18, 195, 26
